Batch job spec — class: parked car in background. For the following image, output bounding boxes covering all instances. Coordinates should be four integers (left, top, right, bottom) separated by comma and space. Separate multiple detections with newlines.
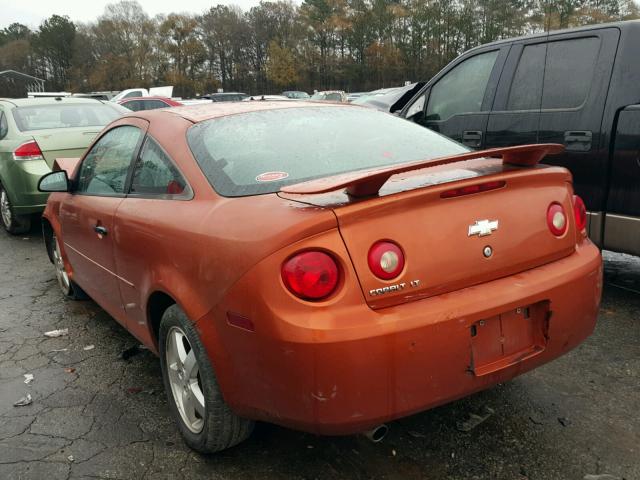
400, 20, 640, 256
110, 86, 174, 102
352, 83, 425, 112
310, 90, 348, 102
0, 97, 127, 233
40, 101, 600, 454
179, 99, 216, 106
347, 92, 367, 102
243, 95, 291, 101
201, 92, 248, 102
72, 92, 116, 101
282, 91, 310, 99
118, 96, 182, 111
27, 92, 72, 98
352, 86, 400, 102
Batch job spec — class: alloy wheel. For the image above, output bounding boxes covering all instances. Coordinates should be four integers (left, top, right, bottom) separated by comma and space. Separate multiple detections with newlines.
52, 235, 71, 295
0, 189, 11, 228
165, 326, 206, 433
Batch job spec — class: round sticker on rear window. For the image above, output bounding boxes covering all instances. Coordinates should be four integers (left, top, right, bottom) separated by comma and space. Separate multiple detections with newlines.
256, 171, 289, 182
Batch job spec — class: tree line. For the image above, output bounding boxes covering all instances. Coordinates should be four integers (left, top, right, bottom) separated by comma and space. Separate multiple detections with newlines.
0, 0, 638, 97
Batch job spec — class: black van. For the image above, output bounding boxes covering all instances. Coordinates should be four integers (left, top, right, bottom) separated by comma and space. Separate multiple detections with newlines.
400, 20, 640, 256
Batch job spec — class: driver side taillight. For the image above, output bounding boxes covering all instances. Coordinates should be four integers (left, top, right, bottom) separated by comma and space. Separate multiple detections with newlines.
13, 140, 44, 161
281, 250, 340, 301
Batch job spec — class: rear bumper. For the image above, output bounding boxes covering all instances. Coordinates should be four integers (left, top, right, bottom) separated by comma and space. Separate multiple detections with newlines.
1, 159, 50, 214
197, 241, 602, 435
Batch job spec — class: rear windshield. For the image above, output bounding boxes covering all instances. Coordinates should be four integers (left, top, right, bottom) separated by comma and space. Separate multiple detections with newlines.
187, 106, 467, 196
12, 103, 121, 132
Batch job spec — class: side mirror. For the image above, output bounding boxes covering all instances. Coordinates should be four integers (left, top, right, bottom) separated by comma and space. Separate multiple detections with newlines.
38, 171, 70, 193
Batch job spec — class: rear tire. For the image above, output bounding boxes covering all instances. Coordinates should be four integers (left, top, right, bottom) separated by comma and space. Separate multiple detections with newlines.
159, 305, 254, 453
50, 233, 87, 300
0, 185, 31, 235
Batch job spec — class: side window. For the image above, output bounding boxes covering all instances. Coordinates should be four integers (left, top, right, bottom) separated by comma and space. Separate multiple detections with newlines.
76, 126, 142, 195
0, 112, 8, 139
122, 100, 143, 111
143, 100, 170, 110
130, 137, 188, 197
426, 50, 499, 122
542, 37, 599, 109
507, 44, 546, 111
406, 93, 426, 121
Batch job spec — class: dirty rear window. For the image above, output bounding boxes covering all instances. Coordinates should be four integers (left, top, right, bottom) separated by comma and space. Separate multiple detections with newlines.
187, 106, 468, 197
12, 103, 121, 132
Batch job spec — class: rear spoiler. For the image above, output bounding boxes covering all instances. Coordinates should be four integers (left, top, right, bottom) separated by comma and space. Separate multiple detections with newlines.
281, 144, 564, 197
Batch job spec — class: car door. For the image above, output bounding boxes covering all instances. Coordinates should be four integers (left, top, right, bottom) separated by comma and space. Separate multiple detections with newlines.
536, 29, 619, 213
487, 28, 619, 213
485, 39, 546, 148
402, 46, 508, 149
113, 135, 193, 343
603, 105, 640, 256
59, 119, 147, 322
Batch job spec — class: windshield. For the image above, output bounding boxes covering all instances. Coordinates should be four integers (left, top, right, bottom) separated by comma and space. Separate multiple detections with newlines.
187, 106, 468, 197
12, 103, 122, 132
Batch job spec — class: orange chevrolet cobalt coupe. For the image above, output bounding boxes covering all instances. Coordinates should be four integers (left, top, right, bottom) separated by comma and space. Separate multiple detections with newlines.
39, 102, 602, 452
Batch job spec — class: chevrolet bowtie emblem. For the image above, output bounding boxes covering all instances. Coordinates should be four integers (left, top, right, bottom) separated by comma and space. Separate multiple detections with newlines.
468, 219, 499, 237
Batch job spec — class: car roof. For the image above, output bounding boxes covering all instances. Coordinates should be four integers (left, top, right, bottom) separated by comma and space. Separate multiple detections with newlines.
0, 97, 106, 107
119, 96, 175, 102
154, 100, 354, 123
468, 19, 640, 53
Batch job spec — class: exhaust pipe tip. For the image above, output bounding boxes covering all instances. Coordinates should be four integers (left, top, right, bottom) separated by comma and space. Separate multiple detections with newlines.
362, 424, 389, 443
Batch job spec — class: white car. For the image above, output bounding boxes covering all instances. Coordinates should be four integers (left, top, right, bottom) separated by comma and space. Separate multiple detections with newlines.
110, 86, 174, 102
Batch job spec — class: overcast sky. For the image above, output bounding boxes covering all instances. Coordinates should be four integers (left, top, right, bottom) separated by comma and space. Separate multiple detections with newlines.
0, 0, 263, 29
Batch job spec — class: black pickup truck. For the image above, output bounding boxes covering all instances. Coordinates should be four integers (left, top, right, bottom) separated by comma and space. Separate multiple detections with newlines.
399, 20, 640, 256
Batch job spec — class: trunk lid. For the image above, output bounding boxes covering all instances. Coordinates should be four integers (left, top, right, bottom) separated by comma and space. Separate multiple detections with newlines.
30, 128, 101, 168
281, 159, 576, 309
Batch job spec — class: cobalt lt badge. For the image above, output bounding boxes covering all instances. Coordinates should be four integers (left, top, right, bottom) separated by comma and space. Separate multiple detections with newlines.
468, 219, 499, 237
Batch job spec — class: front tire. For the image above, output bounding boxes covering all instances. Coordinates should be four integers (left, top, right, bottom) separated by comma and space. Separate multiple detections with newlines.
0, 185, 31, 235
50, 233, 87, 300
159, 305, 254, 453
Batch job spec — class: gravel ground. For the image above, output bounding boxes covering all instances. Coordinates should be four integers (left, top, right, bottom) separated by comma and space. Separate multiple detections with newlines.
0, 227, 638, 480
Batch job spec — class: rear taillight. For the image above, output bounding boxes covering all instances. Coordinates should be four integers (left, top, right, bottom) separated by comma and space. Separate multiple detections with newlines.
13, 140, 44, 161
547, 203, 568, 236
573, 195, 587, 232
368, 241, 405, 280
281, 251, 339, 300
440, 180, 506, 198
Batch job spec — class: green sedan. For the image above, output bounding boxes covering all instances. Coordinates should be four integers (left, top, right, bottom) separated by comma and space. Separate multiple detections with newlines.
0, 97, 128, 234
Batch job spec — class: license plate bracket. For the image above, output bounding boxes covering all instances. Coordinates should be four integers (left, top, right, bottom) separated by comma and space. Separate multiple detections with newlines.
470, 301, 549, 377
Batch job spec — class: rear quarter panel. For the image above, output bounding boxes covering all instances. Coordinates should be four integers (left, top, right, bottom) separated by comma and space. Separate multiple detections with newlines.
112, 115, 338, 348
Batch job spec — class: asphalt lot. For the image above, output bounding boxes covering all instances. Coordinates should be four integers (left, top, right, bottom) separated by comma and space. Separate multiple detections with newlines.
0, 225, 638, 480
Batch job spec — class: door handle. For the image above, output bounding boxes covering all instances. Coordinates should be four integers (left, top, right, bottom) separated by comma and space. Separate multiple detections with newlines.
564, 131, 592, 152
462, 130, 483, 148
93, 225, 108, 236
